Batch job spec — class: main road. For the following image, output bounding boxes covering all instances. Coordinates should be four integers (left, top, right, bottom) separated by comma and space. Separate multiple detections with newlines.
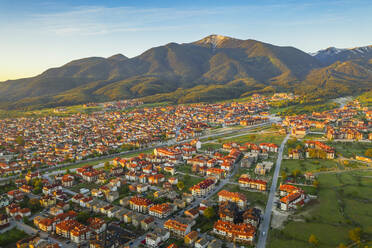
256, 132, 290, 248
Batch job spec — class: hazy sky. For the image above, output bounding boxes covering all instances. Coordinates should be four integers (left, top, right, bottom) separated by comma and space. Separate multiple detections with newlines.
1, 0, 371, 81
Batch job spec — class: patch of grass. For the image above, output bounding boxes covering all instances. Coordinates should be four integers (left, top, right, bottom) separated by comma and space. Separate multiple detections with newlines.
281, 159, 339, 174
70, 182, 98, 192
268, 170, 372, 248
176, 174, 204, 193
268, 222, 350, 248
200, 142, 222, 150
299, 185, 318, 195
192, 211, 218, 233
0, 228, 30, 247
303, 133, 325, 140
221, 132, 285, 145
328, 141, 372, 158
176, 164, 192, 174
0, 183, 16, 194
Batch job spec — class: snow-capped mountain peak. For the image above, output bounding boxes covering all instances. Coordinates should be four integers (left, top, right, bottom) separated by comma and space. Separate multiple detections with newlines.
311, 45, 372, 57
194, 34, 233, 49
310, 47, 347, 56
311, 45, 372, 65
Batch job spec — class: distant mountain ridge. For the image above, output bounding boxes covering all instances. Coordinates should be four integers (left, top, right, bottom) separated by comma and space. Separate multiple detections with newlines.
311, 45, 372, 66
0, 34, 371, 110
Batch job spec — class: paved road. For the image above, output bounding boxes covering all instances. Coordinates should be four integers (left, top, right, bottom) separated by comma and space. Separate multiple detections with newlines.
0, 222, 15, 233
308, 131, 325, 135
256, 132, 290, 248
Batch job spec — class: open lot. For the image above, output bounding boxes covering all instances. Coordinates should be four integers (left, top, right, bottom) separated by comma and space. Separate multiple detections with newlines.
267, 170, 372, 248
0, 228, 29, 248
280, 159, 341, 174
220, 131, 285, 145
200, 142, 222, 151
327, 141, 372, 158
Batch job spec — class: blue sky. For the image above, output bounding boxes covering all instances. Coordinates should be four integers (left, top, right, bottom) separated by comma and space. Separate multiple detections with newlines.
1, 0, 371, 81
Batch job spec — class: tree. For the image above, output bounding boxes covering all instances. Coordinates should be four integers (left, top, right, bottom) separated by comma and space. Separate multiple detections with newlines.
292, 169, 301, 181
33, 178, 43, 188
15, 136, 25, 146
308, 234, 319, 246
121, 144, 134, 151
64, 154, 71, 162
365, 148, 372, 158
76, 211, 90, 224
203, 207, 215, 219
119, 184, 129, 196
295, 144, 303, 150
337, 243, 347, 248
29, 198, 42, 212
281, 172, 287, 182
183, 174, 191, 182
58, 122, 66, 128
313, 180, 319, 189
177, 181, 185, 191
104, 161, 111, 171
287, 138, 297, 147
349, 227, 362, 243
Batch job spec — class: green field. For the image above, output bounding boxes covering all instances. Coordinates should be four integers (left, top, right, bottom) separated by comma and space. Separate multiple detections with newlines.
268, 170, 372, 248
220, 132, 285, 145
200, 124, 273, 142
328, 141, 372, 158
200, 142, 222, 150
70, 182, 99, 192
281, 159, 341, 174
177, 174, 204, 193
0, 104, 103, 119
303, 133, 326, 140
0, 228, 30, 247
176, 164, 192, 174
0, 183, 16, 194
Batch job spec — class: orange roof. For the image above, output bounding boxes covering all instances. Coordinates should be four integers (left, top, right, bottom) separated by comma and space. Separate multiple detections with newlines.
218, 190, 246, 202
189, 179, 214, 191
214, 220, 255, 237
206, 168, 225, 174
164, 219, 188, 232
238, 177, 267, 185
279, 184, 299, 193
149, 203, 171, 214
280, 192, 302, 204
129, 196, 152, 206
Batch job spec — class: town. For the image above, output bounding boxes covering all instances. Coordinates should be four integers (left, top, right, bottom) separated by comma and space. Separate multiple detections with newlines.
0, 94, 371, 248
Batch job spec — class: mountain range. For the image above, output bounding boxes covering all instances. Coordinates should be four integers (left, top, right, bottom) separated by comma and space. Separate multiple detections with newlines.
1, 34, 371, 110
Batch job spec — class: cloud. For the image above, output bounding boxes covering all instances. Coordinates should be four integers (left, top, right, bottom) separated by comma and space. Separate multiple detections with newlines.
27, 5, 225, 36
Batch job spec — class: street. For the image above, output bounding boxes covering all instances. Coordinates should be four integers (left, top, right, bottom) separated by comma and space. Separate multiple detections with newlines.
256, 132, 290, 248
